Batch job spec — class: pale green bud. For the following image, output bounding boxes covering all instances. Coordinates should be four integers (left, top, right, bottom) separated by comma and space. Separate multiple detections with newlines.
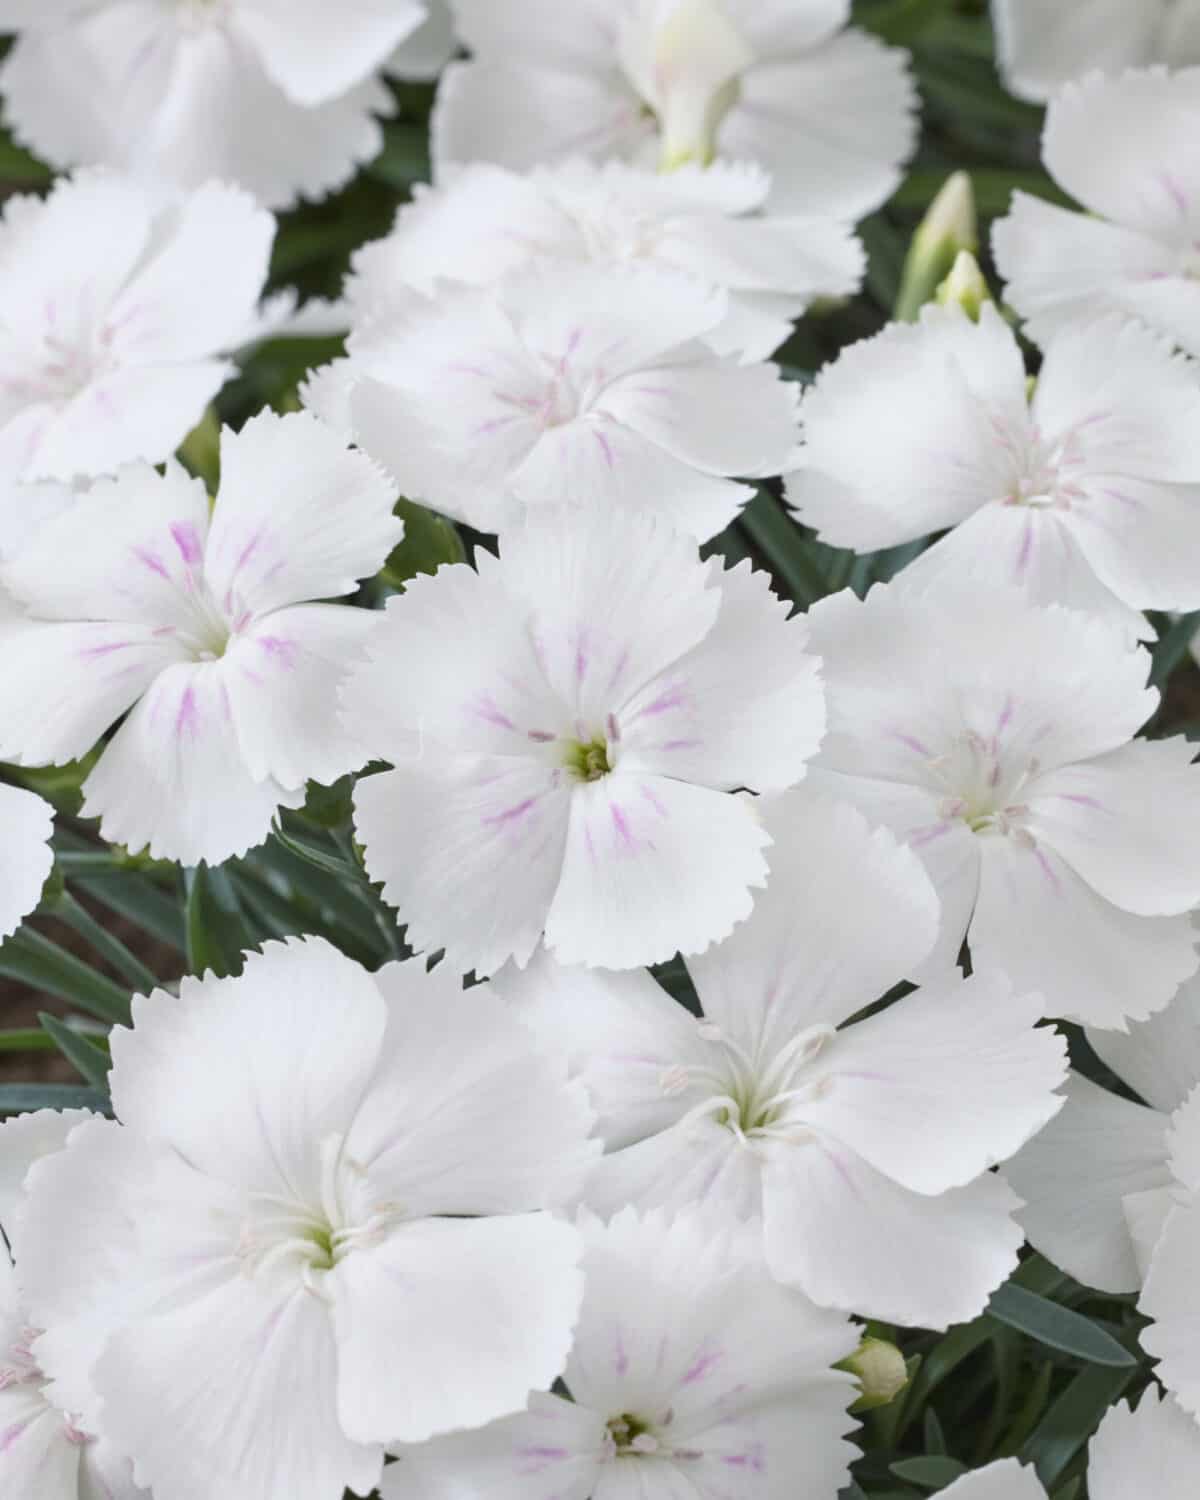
934, 250, 993, 320
837, 1336, 910, 1413
895, 171, 979, 322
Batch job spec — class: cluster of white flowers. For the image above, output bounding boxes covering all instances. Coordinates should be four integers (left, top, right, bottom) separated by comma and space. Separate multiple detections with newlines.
0, 1, 1196, 1496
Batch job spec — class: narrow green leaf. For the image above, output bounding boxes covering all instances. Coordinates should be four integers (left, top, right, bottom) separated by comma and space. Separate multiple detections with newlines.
0, 1083, 109, 1117
1021, 1365, 1136, 1487
381, 500, 466, 588
999, 1361, 1056, 1457
38, 1014, 112, 1093
53, 892, 159, 995
923, 1406, 947, 1456
185, 866, 249, 979
0, 1028, 56, 1054
737, 490, 832, 608
0, 927, 131, 1025
860, 0, 953, 46
890, 1455, 967, 1488
986, 1284, 1137, 1368
1150, 611, 1200, 689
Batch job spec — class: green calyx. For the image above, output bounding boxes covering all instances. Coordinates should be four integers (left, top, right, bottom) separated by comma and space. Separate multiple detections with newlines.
564, 735, 612, 782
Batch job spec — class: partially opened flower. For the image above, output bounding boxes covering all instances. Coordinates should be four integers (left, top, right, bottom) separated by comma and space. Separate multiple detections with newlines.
347, 160, 864, 361
380, 1205, 859, 1500
992, 0, 1200, 103
0, 782, 53, 942
342, 507, 825, 976
0, 411, 401, 867
1005, 975, 1200, 1293
15, 938, 596, 1500
496, 791, 1068, 1328
806, 578, 1200, 1028
994, 68, 1200, 357
0, 171, 274, 488
0, 1108, 146, 1500
0, 1, 432, 208
936, 1389, 1200, 1497
323, 265, 800, 541
787, 306, 1200, 637
433, 0, 917, 218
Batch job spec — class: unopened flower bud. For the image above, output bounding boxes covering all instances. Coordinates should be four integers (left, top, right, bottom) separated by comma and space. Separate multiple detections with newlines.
896, 171, 978, 322
837, 1335, 909, 1413
935, 250, 993, 321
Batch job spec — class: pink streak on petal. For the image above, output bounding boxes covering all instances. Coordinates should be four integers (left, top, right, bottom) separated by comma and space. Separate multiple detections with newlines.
175, 685, 200, 739
1014, 518, 1035, 580
133, 546, 169, 580
886, 729, 932, 758
610, 803, 634, 847
1053, 793, 1105, 810
80, 640, 133, 659
483, 796, 538, 829
909, 822, 953, 848
170, 521, 203, 566
593, 428, 615, 468
640, 784, 669, 817
681, 1349, 723, 1386
1034, 848, 1061, 891
257, 636, 298, 669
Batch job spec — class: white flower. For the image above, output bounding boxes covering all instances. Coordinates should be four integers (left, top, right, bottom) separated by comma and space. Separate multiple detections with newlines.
0, 783, 52, 942
937, 1389, 1200, 1498
786, 305, 1200, 638
806, 577, 1200, 1030
388, 0, 458, 81
1138, 1084, 1200, 1417
0, 1108, 146, 1500
317, 265, 800, 542
0, 1, 434, 209
342, 506, 824, 976
0, 411, 401, 867
0, 171, 274, 490
15, 938, 596, 1500
994, 68, 1200, 358
380, 1205, 860, 1500
495, 790, 1068, 1329
346, 160, 864, 362
1005, 974, 1200, 1293
992, 0, 1200, 103
432, 0, 917, 218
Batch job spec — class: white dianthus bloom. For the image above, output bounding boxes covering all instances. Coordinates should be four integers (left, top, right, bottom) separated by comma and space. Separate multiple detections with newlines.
787, 305, 1200, 638
938, 1389, 1200, 1498
342, 507, 825, 976
806, 578, 1200, 1029
0, 171, 273, 491
495, 791, 1068, 1329
15, 939, 596, 1500
0, 783, 52, 942
1005, 974, 1200, 1294
0, 411, 401, 867
432, 0, 917, 219
992, 0, 1200, 104
317, 266, 800, 542
346, 160, 864, 361
0, 1109, 146, 1500
994, 68, 1200, 358
0, 1, 433, 209
1139, 1085, 1200, 1417
380, 1205, 860, 1500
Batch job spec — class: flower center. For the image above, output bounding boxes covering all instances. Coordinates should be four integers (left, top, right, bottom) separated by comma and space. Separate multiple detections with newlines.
563, 733, 612, 782
995, 416, 1089, 511
926, 728, 1040, 839
661, 1021, 837, 1142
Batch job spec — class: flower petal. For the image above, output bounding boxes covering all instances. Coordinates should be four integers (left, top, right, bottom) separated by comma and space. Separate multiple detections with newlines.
801, 969, 1067, 1195
762, 1140, 1024, 1327
81, 659, 304, 866
687, 789, 939, 1045
971, 837, 1198, 1028
330, 1214, 585, 1446
723, 28, 917, 217
0, 784, 51, 941
344, 956, 597, 1215
1142, 1202, 1200, 1419
992, 0, 1159, 103
940, 1459, 1048, 1500
1088, 1389, 1200, 1500
234, 0, 428, 106
0, 1105, 93, 1251
204, 410, 401, 618
545, 775, 770, 969
615, 558, 824, 791
353, 757, 573, 978
1003, 1073, 1172, 1294
1086, 975, 1200, 1115
1027, 737, 1200, 917
109, 937, 386, 1203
